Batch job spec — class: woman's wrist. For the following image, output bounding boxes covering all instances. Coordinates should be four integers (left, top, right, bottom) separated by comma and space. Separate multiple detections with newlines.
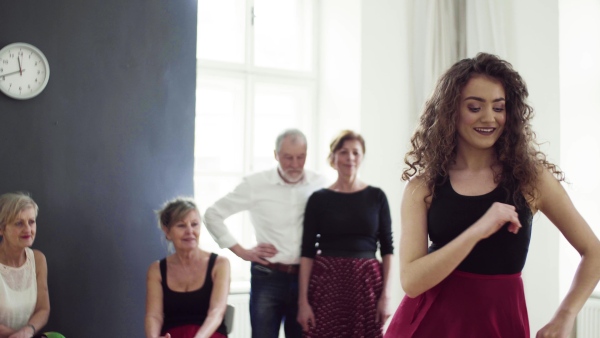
298, 298, 310, 306
25, 323, 36, 335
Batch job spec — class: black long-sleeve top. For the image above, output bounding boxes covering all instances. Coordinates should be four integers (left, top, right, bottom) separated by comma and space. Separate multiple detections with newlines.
301, 186, 394, 258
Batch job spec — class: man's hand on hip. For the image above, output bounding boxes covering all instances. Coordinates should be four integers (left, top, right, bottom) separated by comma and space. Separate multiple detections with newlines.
230, 243, 278, 264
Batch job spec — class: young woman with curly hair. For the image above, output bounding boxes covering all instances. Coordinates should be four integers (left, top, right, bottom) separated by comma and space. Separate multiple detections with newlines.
384, 53, 600, 338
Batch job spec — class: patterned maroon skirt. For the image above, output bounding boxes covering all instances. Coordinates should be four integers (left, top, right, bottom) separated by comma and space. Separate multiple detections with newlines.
384, 270, 529, 338
305, 255, 383, 338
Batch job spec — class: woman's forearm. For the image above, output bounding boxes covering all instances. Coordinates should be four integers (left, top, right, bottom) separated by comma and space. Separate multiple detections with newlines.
193, 309, 225, 338
0, 324, 15, 338
380, 254, 393, 297
25, 307, 49, 335
145, 316, 163, 338
555, 248, 600, 319
298, 257, 314, 305
401, 226, 482, 297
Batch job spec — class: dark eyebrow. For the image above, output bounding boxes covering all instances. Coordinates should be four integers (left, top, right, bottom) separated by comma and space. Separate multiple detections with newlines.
464, 96, 505, 103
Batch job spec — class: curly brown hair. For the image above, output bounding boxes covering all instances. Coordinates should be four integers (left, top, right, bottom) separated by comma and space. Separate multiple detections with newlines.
403, 53, 563, 206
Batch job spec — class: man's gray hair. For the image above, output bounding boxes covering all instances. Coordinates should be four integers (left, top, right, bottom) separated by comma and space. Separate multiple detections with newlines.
275, 129, 307, 153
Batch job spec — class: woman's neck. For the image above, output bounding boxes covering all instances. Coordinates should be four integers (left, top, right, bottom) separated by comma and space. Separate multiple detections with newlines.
0, 243, 26, 267
453, 147, 498, 172
172, 248, 203, 266
330, 175, 366, 193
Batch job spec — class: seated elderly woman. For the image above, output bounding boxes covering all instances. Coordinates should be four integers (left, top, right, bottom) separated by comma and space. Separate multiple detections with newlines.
0, 192, 50, 338
145, 197, 231, 338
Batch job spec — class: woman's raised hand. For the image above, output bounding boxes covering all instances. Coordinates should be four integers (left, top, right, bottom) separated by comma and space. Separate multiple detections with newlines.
473, 202, 522, 239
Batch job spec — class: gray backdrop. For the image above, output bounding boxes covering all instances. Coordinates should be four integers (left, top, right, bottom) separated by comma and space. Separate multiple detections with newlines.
0, 1, 197, 336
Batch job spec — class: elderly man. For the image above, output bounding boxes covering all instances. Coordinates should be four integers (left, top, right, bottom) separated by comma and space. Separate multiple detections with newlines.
204, 129, 327, 338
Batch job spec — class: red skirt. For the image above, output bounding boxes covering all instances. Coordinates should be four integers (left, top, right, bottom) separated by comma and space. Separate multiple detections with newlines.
164, 324, 227, 338
305, 255, 384, 338
385, 270, 529, 338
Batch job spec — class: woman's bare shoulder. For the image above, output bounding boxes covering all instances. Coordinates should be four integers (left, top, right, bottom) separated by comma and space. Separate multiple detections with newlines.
213, 254, 230, 270
404, 175, 431, 197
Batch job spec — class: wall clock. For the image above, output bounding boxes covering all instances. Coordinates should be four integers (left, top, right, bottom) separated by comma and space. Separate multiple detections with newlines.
0, 42, 50, 100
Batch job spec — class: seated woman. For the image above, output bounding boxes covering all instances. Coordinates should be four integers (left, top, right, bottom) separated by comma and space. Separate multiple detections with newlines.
0, 192, 50, 338
145, 197, 231, 338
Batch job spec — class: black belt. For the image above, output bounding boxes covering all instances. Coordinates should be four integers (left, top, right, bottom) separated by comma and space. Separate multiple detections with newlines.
319, 249, 376, 259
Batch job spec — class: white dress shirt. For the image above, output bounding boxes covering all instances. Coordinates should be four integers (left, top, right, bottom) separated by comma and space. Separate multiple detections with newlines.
204, 168, 328, 265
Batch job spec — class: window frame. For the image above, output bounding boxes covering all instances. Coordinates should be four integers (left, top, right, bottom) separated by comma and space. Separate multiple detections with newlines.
195, 0, 320, 286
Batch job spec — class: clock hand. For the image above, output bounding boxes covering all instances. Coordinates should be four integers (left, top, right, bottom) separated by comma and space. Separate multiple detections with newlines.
0, 69, 26, 77
18, 56, 22, 75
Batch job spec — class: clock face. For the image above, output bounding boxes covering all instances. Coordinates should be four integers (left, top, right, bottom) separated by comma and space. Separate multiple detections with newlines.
0, 43, 50, 100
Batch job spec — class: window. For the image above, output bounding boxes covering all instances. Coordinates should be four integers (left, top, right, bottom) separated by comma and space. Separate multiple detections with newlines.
196, 0, 318, 285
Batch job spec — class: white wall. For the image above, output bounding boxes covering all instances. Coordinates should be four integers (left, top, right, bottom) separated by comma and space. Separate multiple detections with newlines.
559, 0, 600, 299
317, 0, 361, 179
505, 0, 562, 335
316, 1, 413, 329
317, 0, 412, 325
359, 0, 414, 325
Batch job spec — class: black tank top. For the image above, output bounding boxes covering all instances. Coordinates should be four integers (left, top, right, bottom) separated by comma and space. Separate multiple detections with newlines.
427, 178, 533, 274
160, 253, 227, 335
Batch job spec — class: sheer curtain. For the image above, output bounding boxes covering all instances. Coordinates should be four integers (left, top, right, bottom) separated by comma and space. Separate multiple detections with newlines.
465, 0, 507, 57
412, 0, 507, 107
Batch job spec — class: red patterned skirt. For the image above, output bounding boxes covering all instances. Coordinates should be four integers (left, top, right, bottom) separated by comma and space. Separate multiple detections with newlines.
385, 270, 529, 338
164, 324, 227, 338
305, 255, 383, 338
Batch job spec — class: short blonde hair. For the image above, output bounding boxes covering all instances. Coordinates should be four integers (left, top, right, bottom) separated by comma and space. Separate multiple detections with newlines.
156, 197, 198, 230
328, 130, 366, 167
0, 192, 39, 231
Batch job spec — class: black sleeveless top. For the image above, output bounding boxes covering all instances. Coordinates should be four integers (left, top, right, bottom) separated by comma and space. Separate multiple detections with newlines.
427, 178, 533, 274
160, 253, 227, 335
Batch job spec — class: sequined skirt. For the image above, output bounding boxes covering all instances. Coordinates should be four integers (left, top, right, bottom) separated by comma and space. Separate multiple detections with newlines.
305, 255, 384, 338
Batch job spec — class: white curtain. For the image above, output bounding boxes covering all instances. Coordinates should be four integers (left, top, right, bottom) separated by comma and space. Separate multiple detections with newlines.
464, 0, 507, 58
413, 0, 460, 107
412, 0, 507, 107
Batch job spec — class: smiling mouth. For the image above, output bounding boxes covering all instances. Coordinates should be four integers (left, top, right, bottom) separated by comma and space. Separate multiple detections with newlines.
474, 127, 496, 135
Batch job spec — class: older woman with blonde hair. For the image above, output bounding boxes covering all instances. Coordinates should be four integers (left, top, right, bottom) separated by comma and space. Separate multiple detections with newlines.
145, 197, 231, 338
0, 192, 50, 338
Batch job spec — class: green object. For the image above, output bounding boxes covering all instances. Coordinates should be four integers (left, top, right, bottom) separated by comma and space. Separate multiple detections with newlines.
43, 333, 66, 338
